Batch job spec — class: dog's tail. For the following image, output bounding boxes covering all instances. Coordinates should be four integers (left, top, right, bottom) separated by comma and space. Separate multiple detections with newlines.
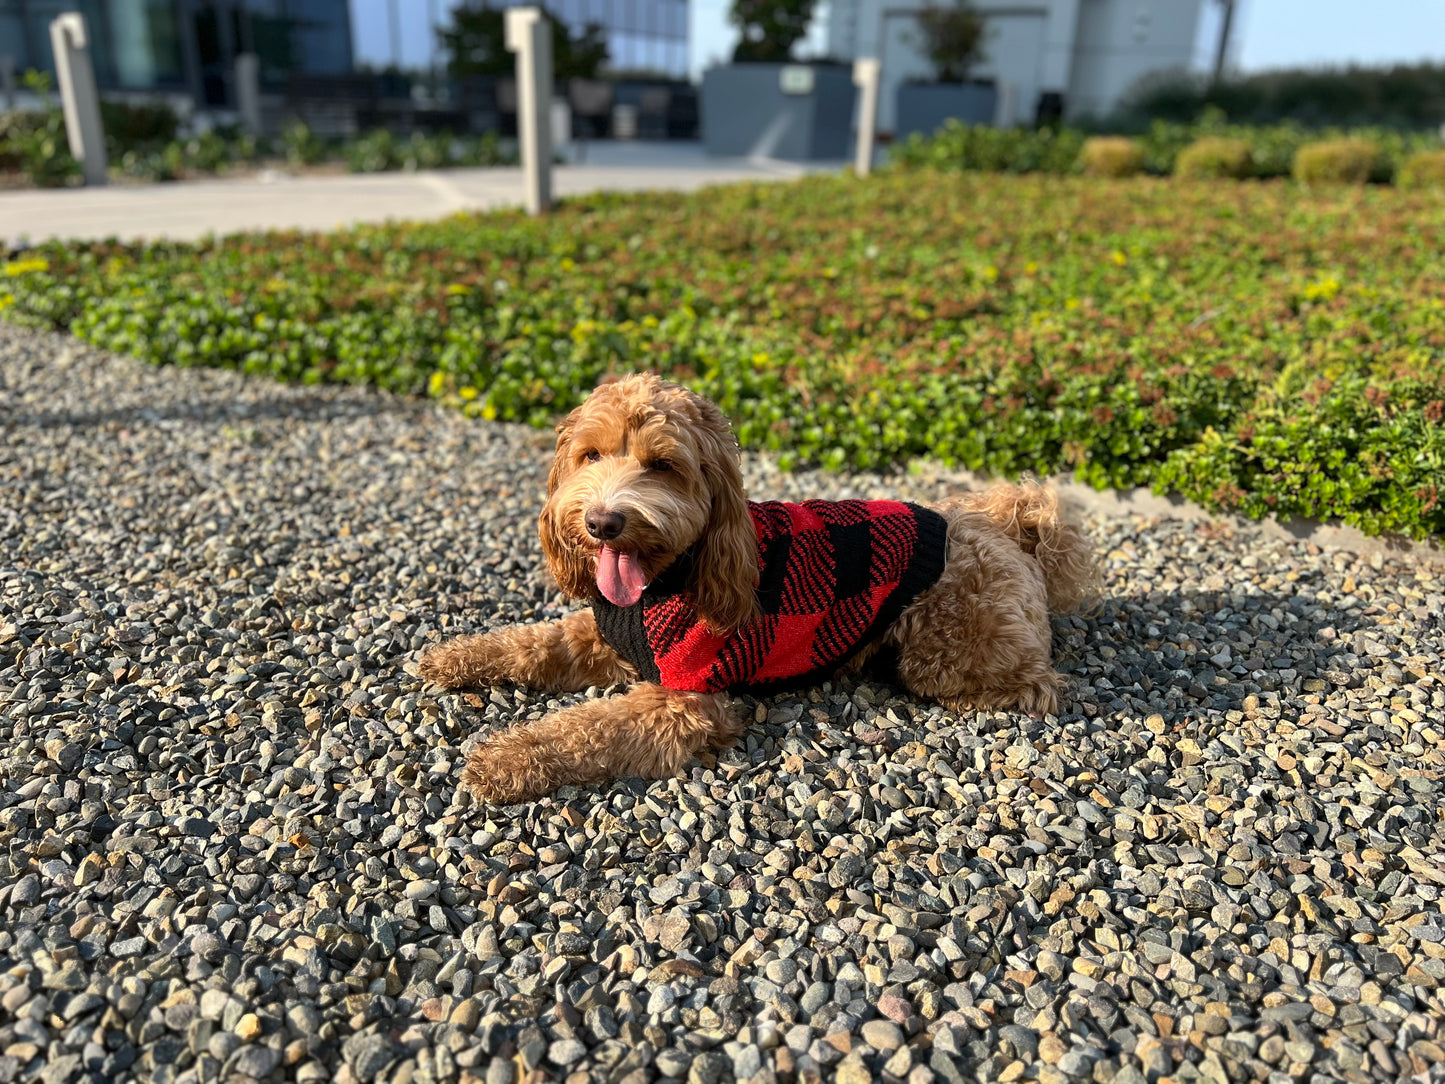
957, 480, 1099, 613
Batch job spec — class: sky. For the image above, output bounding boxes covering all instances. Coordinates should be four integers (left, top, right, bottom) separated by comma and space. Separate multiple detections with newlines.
1228, 0, 1445, 72
351, 0, 1445, 81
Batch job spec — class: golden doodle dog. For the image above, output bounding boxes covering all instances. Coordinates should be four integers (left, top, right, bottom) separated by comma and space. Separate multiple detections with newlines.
419, 374, 1096, 803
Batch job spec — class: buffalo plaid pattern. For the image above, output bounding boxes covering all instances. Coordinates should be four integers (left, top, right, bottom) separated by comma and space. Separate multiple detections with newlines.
591, 499, 948, 694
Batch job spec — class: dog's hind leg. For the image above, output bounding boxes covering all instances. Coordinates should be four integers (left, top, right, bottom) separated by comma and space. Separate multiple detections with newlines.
462, 684, 742, 803
887, 510, 1065, 718
417, 609, 634, 692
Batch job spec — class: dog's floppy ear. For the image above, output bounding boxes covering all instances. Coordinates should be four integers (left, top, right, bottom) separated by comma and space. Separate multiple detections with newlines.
539, 407, 594, 599
689, 399, 759, 635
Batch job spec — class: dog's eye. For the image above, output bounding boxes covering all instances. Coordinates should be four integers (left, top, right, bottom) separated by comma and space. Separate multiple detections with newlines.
648, 459, 673, 473
583, 450, 602, 463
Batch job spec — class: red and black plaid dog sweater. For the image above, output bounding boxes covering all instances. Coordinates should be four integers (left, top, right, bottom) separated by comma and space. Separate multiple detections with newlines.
591, 499, 949, 694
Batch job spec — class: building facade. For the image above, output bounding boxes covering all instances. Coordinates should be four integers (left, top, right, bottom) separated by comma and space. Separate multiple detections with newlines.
823, 0, 1205, 132
0, 0, 354, 105
348, 0, 690, 82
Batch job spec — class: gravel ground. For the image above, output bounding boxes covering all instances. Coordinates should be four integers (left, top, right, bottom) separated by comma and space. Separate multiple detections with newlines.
2, 321, 1444, 1084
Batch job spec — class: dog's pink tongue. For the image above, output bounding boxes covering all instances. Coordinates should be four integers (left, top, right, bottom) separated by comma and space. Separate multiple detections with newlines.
596, 546, 646, 606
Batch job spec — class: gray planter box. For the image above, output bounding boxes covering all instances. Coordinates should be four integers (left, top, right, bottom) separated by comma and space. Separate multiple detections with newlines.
700, 63, 855, 161
895, 81, 998, 139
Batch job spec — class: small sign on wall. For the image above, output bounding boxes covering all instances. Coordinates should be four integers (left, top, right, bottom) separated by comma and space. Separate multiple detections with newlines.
780, 66, 815, 95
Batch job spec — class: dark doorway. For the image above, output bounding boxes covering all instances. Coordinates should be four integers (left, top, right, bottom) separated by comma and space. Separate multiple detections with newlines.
192, 0, 244, 107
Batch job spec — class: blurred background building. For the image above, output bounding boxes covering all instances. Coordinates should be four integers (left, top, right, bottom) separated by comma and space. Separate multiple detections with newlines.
820, 0, 1205, 130
0, 0, 688, 107
0, 1, 354, 106
1, 0, 1440, 152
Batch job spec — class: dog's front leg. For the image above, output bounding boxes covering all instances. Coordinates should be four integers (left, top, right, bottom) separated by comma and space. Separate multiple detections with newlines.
417, 609, 633, 692
462, 684, 742, 803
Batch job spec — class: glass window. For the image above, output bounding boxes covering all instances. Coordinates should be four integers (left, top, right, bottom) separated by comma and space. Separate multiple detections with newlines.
0, 5, 31, 73
109, 0, 184, 88
289, 0, 353, 74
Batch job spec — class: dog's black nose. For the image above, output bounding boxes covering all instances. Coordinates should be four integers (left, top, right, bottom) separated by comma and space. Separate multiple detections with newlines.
585, 510, 626, 541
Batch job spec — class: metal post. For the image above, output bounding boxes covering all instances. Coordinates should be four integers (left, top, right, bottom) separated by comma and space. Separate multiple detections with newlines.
1212, 0, 1236, 86
996, 82, 1017, 128
852, 58, 879, 177
506, 7, 553, 215
0, 56, 15, 113
236, 53, 262, 134
49, 13, 108, 186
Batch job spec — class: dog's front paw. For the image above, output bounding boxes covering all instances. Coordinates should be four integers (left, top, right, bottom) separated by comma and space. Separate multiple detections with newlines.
462, 740, 553, 804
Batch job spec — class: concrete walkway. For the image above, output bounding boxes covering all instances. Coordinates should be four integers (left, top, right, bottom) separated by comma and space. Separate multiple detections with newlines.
0, 142, 842, 245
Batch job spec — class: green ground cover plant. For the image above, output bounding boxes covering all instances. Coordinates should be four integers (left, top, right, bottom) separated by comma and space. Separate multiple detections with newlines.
3, 172, 1442, 539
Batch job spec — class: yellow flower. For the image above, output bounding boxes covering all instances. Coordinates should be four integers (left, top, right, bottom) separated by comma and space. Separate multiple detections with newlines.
459, 386, 479, 400
559, 257, 575, 271
751, 351, 769, 368
445, 283, 471, 296
428, 372, 446, 395
481, 403, 497, 421
983, 266, 999, 282
1303, 277, 1341, 302
3, 257, 49, 276
1111, 250, 1127, 266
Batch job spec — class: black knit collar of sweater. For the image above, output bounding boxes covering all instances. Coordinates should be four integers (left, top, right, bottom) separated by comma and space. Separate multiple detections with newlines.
591, 547, 696, 610
643, 547, 696, 601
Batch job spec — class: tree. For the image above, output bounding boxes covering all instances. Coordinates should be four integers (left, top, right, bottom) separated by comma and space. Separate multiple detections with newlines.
913, 0, 987, 83
442, 5, 609, 81
728, 0, 816, 63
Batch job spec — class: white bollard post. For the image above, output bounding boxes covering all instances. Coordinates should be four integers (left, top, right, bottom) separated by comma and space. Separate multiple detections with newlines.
995, 82, 1017, 128
852, 58, 880, 177
50, 14, 108, 186
505, 7, 553, 215
236, 53, 262, 135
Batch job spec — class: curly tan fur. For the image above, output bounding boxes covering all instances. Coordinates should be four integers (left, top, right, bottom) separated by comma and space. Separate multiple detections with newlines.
419, 375, 1099, 803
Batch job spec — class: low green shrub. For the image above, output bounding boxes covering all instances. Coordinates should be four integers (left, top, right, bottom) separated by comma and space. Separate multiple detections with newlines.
1079, 136, 1143, 177
184, 130, 233, 174
1174, 137, 1253, 179
1293, 138, 1382, 185
451, 131, 512, 167
1119, 63, 1445, 130
898, 110, 1438, 182
346, 129, 398, 172
1394, 149, 1445, 190
0, 109, 77, 186
888, 120, 1085, 174
100, 99, 179, 152
281, 120, 327, 167
0, 72, 78, 186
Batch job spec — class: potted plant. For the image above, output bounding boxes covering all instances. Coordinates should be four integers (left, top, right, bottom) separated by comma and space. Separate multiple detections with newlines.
700, 0, 855, 160
895, 0, 996, 139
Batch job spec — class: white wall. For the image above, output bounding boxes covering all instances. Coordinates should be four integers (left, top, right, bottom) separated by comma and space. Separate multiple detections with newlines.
1068, 0, 1205, 118
820, 0, 1204, 131
862, 0, 1084, 132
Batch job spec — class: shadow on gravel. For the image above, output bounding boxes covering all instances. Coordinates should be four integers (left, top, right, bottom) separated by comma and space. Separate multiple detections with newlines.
1065, 577, 1422, 724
